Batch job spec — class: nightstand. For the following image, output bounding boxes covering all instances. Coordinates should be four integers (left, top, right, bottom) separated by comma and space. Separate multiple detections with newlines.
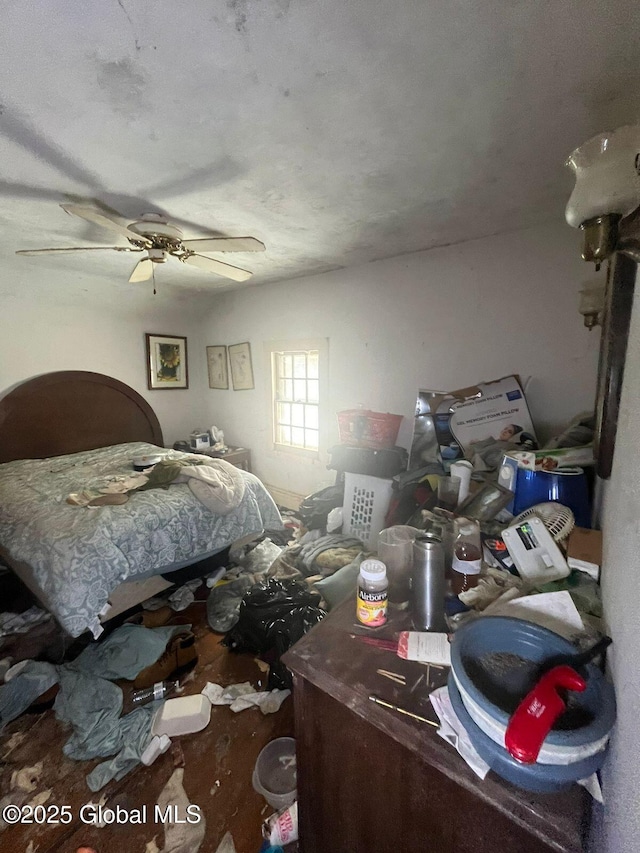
204, 446, 252, 472
173, 442, 252, 472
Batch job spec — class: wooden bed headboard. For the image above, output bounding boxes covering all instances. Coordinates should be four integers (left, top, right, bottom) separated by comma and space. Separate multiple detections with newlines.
0, 371, 164, 463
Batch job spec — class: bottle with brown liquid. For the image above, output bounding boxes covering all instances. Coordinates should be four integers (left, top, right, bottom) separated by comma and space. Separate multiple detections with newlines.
451, 518, 482, 595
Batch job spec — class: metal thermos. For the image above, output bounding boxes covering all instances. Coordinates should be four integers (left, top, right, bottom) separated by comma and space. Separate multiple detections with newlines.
411, 533, 447, 632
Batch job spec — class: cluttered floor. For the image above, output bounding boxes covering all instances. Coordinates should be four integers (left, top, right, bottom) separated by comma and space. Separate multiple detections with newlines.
0, 572, 297, 853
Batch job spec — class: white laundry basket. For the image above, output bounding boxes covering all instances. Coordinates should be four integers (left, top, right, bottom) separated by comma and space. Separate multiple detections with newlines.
343, 472, 394, 549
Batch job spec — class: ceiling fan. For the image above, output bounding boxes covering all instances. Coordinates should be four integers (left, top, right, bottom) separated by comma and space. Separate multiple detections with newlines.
16, 204, 265, 283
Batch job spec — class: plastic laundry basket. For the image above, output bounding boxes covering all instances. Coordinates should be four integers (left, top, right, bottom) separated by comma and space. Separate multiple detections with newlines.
343, 472, 394, 549
252, 737, 297, 810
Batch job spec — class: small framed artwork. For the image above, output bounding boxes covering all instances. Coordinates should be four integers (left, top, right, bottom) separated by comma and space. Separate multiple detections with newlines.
207, 345, 229, 390
145, 333, 189, 390
229, 342, 255, 390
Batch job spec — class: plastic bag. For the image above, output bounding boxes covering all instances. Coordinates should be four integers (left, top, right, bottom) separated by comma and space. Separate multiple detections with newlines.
207, 575, 256, 633
229, 536, 283, 569
223, 578, 326, 689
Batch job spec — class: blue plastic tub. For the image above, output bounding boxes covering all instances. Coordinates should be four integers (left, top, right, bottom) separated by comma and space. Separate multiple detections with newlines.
448, 676, 607, 793
450, 616, 616, 749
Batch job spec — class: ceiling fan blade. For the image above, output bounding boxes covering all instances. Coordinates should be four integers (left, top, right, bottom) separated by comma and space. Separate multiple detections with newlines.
16, 246, 143, 255
181, 237, 266, 253
129, 258, 154, 283
61, 204, 152, 246
180, 253, 252, 282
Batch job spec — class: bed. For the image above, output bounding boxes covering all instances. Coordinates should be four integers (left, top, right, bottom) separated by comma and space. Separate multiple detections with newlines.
0, 371, 282, 638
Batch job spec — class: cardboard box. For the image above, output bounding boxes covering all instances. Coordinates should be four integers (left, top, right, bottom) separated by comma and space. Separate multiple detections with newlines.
410, 375, 537, 468
567, 526, 602, 580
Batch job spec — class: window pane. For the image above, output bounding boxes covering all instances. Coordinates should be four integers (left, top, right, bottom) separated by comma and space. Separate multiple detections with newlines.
307, 352, 319, 379
272, 345, 322, 451
277, 402, 291, 425
277, 425, 291, 444
293, 354, 306, 378
305, 405, 318, 429
305, 429, 319, 449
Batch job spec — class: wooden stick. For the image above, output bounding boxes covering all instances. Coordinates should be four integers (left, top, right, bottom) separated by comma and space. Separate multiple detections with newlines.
409, 673, 425, 694
376, 669, 406, 685
377, 669, 405, 679
368, 694, 439, 727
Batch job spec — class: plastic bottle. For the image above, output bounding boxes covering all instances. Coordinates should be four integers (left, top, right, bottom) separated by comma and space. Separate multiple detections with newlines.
451, 518, 482, 595
131, 679, 179, 706
356, 559, 388, 627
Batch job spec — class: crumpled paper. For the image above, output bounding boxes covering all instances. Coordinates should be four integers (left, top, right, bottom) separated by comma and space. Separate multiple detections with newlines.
214, 831, 237, 853
201, 681, 290, 714
143, 578, 203, 612
156, 768, 205, 853
429, 686, 490, 779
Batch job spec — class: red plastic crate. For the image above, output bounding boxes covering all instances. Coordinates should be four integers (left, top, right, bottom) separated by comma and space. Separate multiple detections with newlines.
337, 410, 403, 449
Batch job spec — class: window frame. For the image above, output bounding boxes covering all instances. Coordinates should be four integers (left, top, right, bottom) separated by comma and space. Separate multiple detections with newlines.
266, 338, 329, 460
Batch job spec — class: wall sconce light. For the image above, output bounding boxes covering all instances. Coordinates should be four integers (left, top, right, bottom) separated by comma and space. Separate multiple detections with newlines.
565, 125, 640, 270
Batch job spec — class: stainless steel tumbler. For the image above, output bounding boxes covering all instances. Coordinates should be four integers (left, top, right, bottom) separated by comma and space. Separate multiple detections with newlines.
411, 533, 447, 631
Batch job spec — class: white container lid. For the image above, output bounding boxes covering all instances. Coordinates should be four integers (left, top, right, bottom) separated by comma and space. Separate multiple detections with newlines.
132, 454, 162, 468
359, 558, 387, 582
151, 694, 211, 737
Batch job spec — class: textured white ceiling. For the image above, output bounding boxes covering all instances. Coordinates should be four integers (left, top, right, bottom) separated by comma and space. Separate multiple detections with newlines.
1, 0, 639, 295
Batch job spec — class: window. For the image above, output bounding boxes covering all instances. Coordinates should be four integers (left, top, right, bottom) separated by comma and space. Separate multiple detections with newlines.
270, 341, 325, 454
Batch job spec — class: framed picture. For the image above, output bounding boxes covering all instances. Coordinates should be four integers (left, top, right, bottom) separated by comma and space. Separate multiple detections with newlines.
145, 333, 188, 390
229, 342, 255, 390
207, 345, 229, 390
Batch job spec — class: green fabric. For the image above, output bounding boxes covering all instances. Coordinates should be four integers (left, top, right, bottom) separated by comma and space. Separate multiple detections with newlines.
314, 552, 366, 610
136, 458, 203, 491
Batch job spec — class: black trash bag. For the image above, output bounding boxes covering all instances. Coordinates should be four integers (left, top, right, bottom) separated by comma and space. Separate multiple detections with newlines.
298, 484, 344, 530
223, 577, 326, 689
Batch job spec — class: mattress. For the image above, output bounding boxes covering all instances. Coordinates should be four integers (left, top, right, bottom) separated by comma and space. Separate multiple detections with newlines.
0, 442, 282, 637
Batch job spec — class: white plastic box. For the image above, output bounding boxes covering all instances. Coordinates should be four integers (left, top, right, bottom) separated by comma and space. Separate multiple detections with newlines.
343, 472, 394, 549
151, 694, 211, 737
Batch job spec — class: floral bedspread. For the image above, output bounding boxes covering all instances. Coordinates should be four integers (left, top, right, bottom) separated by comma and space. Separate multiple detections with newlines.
0, 442, 282, 637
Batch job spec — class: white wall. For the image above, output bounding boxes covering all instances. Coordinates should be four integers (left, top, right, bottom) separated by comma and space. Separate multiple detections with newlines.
0, 280, 211, 448
593, 272, 640, 852
201, 221, 601, 496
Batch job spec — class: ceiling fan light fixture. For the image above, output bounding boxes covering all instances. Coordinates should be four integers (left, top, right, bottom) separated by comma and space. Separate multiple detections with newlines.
17, 205, 263, 283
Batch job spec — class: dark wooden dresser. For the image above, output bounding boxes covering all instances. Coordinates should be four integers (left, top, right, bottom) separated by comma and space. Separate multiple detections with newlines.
282, 600, 591, 853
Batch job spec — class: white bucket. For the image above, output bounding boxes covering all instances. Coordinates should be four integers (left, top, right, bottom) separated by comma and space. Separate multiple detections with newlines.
252, 737, 297, 810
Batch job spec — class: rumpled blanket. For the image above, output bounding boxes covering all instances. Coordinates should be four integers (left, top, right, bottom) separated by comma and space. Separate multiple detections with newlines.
174, 459, 245, 515
67, 457, 246, 515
